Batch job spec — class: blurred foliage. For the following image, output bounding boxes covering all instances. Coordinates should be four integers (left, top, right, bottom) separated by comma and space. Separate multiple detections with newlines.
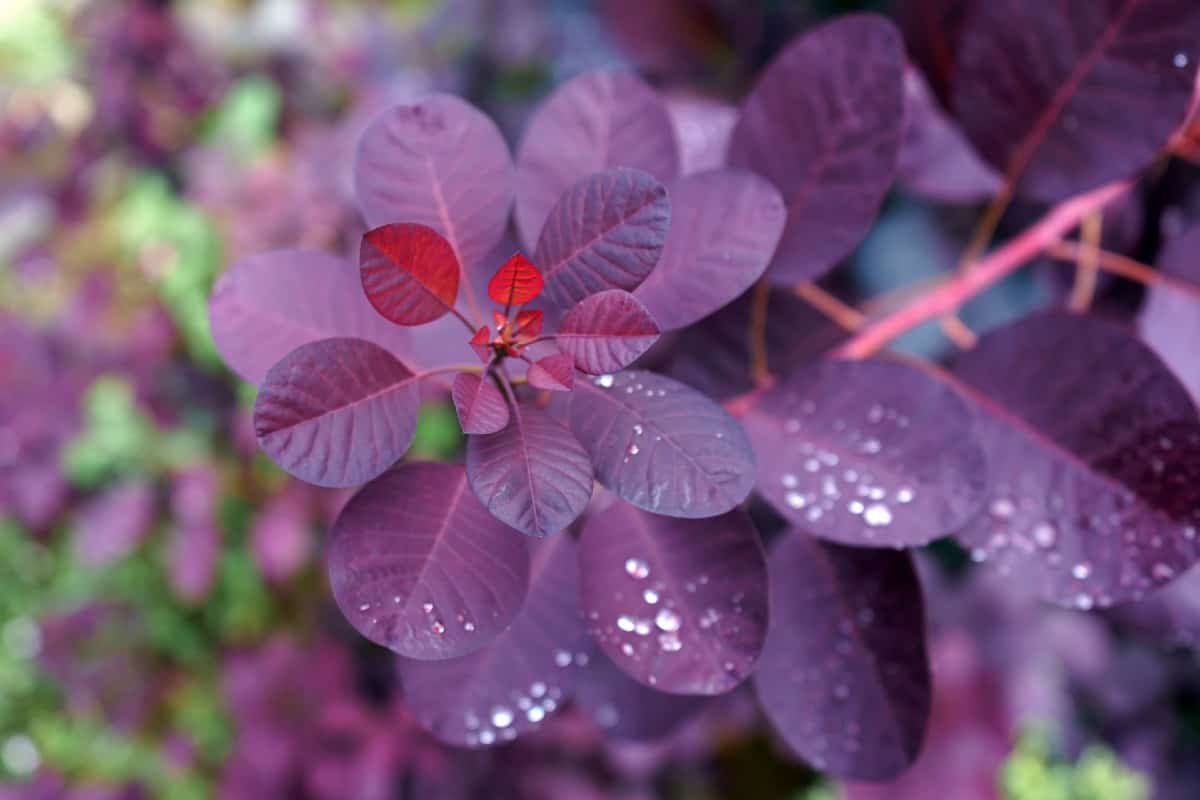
1002, 730, 1149, 800
0, 0, 74, 86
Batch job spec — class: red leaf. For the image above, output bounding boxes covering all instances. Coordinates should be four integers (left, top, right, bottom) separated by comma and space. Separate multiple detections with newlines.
515, 309, 543, 339
452, 373, 510, 435
488, 253, 543, 306
469, 326, 492, 364
360, 223, 460, 326
526, 354, 574, 392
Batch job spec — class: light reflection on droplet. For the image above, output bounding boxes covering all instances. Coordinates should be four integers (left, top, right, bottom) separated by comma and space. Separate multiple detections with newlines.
491, 707, 514, 728
624, 558, 649, 579
655, 608, 681, 632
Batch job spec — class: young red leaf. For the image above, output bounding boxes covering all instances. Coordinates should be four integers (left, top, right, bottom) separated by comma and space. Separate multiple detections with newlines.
515, 70, 679, 249
396, 535, 591, 746
254, 337, 420, 488
360, 223, 461, 326
468, 325, 492, 363
579, 501, 768, 695
569, 370, 755, 518
208, 249, 412, 385
328, 462, 531, 660
466, 405, 594, 537
952, 0, 1200, 201
452, 372, 510, 435
487, 252, 543, 306
526, 353, 574, 392
355, 95, 514, 271
555, 290, 660, 374
756, 533, 931, 779
728, 14, 905, 284
534, 168, 671, 311
514, 309, 543, 339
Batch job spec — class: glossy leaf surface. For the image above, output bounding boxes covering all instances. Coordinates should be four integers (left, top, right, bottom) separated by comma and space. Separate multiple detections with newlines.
556, 290, 660, 374
452, 373, 510, 435
487, 252, 543, 306
360, 223, 460, 326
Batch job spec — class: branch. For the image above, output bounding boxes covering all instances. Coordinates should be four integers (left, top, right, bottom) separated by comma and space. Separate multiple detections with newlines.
792, 282, 865, 331
1048, 242, 1200, 302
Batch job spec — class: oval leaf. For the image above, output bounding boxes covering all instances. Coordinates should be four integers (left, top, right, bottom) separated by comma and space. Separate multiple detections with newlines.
487, 252, 543, 306
452, 372, 510, 435
579, 500, 768, 695
574, 646, 707, 740
633, 169, 785, 330
515, 70, 679, 249
466, 405, 594, 537
360, 223, 460, 326
728, 14, 905, 284
328, 462, 531, 660
952, 0, 1200, 201
556, 289, 660, 374
526, 353, 574, 392
355, 94, 513, 271
742, 358, 988, 547
397, 535, 590, 746
208, 249, 411, 385
569, 370, 755, 518
254, 338, 420, 488
756, 532, 931, 780
953, 311, 1200, 608
534, 168, 670, 312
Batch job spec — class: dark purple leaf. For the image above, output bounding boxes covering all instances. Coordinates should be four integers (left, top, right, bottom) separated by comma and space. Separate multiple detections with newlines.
465, 405, 593, 537
634, 169, 785, 329
952, 0, 1200, 201
533, 168, 670, 311
355, 94, 513, 271
254, 338, 420, 488
396, 534, 590, 745
359, 223, 461, 326
526, 353, 574, 392
207, 250, 411, 385
728, 14, 905, 284
896, 0, 968, 106
954, 310, 1200, 608
742, 358, 988, 547
898, 67, 1002, 203
569, 370, 755, 518
515, 70, 679, 249
555, 289, 660, 374
327, 462, 531, 659
452, 373, 510, 435
573, 646, 707, 740
578, 500, 768, 694
73, 479, 156, 566
755, 532, 931, 780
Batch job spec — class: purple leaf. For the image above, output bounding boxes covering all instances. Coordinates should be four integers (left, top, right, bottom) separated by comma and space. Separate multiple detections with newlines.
207, 250, 411, 385
634, 169, 785, 330
327, 462, 531, 659
254, 338, 420, 488
533, 168, 670, 311
396, 534, 589, 745
896, 0, 968, 106
354, 94, 513, 271
1140, 224, 1200, 400
515, 70, 679, 249
569, 370, 755, 518
452, 373, 510, 435
73, 480, 156, 566
250, 483, 312, 583
465, 405, 594, 537
526, 353, 575, 392
578, 500, 767, 694
556, 289, 660, 374
898, 67, 1002, 203
742, 358, 988, 547
359, 223, 461, 326
755, 532, 931, 780
953, 310, 1200, 608
665, 95, 739, 176
166, 468, 220, 603
728, 14, 905, 284
573, 646, 707, 740
951, 0, 1200, 201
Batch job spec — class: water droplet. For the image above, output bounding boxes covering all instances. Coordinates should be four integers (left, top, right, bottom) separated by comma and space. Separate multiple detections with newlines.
804, 457, 820, 472
617, 615, 636, 632
422, 602, 434, 613
1072, 563, 1091, 580
464, 621, 476, 632
530, 681, 547, 698
659, 632, 682, 652
863, 504, 893, 527
1175, 52, 1190, 68
358, 603, 371, 612
1032, 522, 1057, 548
860, 438, 881, 455
624, 558, 649, 579
833, 684, 850, 700
848, 500, 865, 515
491, 707, 514, 728
895, 487, 915, 504
526, 706, 546, 723
633, 424, 643, 435
634, 619, 652, 636
479, 729, 496, 745
785, 491, 807, 509
431, 620, 446, 635
1075, 593, 1094, 611
643, 588, 660, 604
781, 473, 798, 489
990, 498, 1015, 519
655, 608, 681, 632
596, 374, 614, 388
621, 642, 635, 656
627, 443, 640, 456
554, 650, 572, 667
1152, 562, 1175, 581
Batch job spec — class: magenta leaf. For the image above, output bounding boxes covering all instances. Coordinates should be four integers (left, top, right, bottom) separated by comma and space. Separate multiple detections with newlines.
555, 289, 660, 374
633, 169, 785, 330
327, 462, 531, 660
742, 358, 988, 547
578, 500, 767, 695
207, 249, 411, 385
953, 311, 1200, 608
465, 405, 594, 537
515, 70, 678, 249
452, 373, 510, 435
73, 479, 156, 566
254, 338, 420, 488
569, 370, 755, 518
359, 223, 461, 326
526, 353, 574, 392
755, 532, 931, 780
952, 0, 1200, 201
533, 168, 670, 312
355, 94, 513, 271
396, 534, 589, 745
573, 646, 707, 740
728, 14, 905, 284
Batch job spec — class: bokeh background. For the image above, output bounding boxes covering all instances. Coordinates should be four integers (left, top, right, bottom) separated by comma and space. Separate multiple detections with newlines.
3, 1, 1199, 798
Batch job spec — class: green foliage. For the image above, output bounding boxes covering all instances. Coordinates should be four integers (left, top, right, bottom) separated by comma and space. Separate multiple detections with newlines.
200, 76, 282, 159
0, 1, 73, 86
1002, 729, 1150, 800
410, 402, 465, 460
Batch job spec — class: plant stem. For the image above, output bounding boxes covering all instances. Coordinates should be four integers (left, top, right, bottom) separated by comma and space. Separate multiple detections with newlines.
792, 282, 865, 331
417, 363, 484, 380
1048, 242, 1200, 301
1067, 211, 1103, 312
834, 180, 1130, 359
748, 279, 772, 387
